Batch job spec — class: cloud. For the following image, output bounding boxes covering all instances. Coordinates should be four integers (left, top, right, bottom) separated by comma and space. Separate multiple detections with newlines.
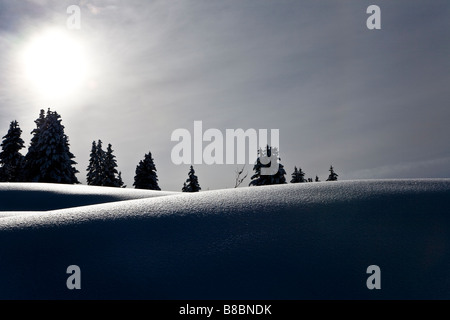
1, 0, 450, 190
350, 157, 450, 180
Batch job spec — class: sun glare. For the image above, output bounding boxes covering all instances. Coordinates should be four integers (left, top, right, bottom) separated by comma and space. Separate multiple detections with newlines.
22, 29, 88, 98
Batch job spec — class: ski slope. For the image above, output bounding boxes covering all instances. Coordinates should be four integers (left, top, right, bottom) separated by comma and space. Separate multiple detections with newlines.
0, 179, 449, 299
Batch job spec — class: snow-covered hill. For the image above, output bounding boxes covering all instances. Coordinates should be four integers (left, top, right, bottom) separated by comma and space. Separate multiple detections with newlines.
0, 179, 449, 299
0, 183, 175, 211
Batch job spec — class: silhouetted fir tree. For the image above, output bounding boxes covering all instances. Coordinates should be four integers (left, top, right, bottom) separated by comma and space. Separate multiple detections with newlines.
25, 109, 79, 184
249, 145, 286, 186
95, 140, 106, 184
0, 120, 25, 182
315, 175, 320, 182
0, 167, 6, 181
103, 143, 121, 187
86, 140, 97, 185
117, 171, 125, 188
24, 109, 45, 181
86, 140, 123, 187
182, 165, 201, 192
307, 178, 313, 182
86, 140, 103, 186
133, 151, 160, 190
290, 166, 306, 183
326, 165, 338, 181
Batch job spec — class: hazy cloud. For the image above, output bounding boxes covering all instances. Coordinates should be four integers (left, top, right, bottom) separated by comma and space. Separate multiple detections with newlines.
1, 0, 449, 190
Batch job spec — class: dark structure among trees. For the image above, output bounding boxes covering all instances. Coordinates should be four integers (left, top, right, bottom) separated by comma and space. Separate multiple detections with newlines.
0, 120, 25, 182
182, 165, 201, 192
326, 165, 338, 181
249, 145, 286, 186
133, 151, 160, 190
234, 165, 248, 188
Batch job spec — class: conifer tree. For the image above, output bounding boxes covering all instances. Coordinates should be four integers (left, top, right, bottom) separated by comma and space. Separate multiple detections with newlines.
95, 140, 106, 184
86, 140, 103, 186
25, 109, 79, 184
133, 151, 160, 190
103, 143, 120, 187
290, 166, 306, 183
117, 171, 125, 188
182, 165, 201, 192
0, 166, 6, 181
86, 140, 97, 185
0, 121, 25, 182
326, 165, 338, 181
24, 109, 45, 181
86, 140, 123, 187
249, 145, 286, 186
315, 175, 320, 182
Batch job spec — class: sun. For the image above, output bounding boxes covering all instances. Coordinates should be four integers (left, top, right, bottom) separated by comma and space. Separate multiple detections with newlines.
22, 29, 89, 98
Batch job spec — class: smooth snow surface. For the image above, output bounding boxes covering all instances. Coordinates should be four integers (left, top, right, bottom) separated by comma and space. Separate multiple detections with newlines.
0, 183, 176, 211
0, 179, 449, 299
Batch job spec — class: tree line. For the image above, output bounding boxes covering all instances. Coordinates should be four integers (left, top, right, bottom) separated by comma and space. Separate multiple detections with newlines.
0, 109, 339, 192
247, 145, 338, 187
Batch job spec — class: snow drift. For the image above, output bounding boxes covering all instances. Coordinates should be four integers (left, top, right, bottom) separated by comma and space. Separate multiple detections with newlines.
0, 179, 449, 299
0, 183, 175, 211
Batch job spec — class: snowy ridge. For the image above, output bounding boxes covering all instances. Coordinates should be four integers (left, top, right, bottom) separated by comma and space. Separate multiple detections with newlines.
0, 182, 176, 211
0, 179, 449, 299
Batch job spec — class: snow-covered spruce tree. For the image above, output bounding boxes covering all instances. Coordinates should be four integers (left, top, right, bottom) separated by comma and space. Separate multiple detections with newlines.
249, 145, 286, 186
182, 165, 201, 192
86, 140, 103, 186
117, 171, 125, 188
133, 151, 160, 190
87, 140, 123, 187
0, 166, 6, 181
95, 140, 106, 184
102, 143, 121, 187
25, 109, 79, 184
0, 120, 25, 182
290, 166, 306, 183
24, 109, 46, 181
86, 140, 97, 185
326, 165, 338, 181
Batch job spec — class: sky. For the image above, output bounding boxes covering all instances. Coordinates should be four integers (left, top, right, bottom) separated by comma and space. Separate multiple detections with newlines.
0, 0, 449, 191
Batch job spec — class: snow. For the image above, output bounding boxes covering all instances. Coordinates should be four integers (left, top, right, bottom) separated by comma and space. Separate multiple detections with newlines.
0, 179, 449, 299
0, 182, 176, 211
